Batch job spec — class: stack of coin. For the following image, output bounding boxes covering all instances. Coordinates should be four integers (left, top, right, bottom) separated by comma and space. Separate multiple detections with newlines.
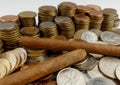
0, 39, 4, 53
88, 10, 103, 29
0, 15, 20, 26
76, 5, 90, 15
55, 16, 75, 39
101, 8, 117, 31
38, 6, 57, 24
0, 48, 27, 78
86, 4, 101, 11
58, 2, 76, 18
74, 14, 90, 31
20, 26, 40, 37
39, 22, 58, 38
18, 11, 36, 27
0, 22, 20, 50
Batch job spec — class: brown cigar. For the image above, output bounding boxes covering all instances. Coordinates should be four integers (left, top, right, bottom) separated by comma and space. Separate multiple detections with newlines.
0, 49, 86, 85
19, 36, 120, 57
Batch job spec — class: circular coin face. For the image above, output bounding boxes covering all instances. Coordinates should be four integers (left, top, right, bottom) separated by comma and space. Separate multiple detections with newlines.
18, 11, 36, 18
99, 57, 120, 79
57, 68, 86, 85
55, 16, 71, 23
100, 31, 120, 45
115, 65, 120, 80
87, 77, 116, 85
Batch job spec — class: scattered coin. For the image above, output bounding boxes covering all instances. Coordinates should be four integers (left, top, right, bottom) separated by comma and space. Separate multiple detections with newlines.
115, 65, 120, 80
81, 31, 98, 43
87, 77, 116, 85
0, 62, 7, 79
57, 68, 86, 85
89, 29, 102, 38
100, 31, 120, 45
99, 57, 120, 79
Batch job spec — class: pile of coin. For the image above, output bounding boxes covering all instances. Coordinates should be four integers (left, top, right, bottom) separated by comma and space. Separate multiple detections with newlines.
0, 22, 20, 50
20, 26, 40, 37
58, 2, 76, 18
0, 15, 20, 26
18, 11, 36, 27
74, 14, 90, 31
0, 48, 27, 79
39, 21, 58, 38
76, 5, 90, 15
38, 5, 57, 24
55, 16, 75, 39
101, 8, 117, 31
88, 10, 103, 29
0, 39, 4, 53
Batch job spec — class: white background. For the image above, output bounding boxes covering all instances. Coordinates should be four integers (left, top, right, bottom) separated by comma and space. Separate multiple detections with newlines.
0, 0, 120, 16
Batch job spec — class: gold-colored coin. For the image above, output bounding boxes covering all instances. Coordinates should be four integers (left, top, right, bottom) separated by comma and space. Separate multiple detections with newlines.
86, 4, 101, 11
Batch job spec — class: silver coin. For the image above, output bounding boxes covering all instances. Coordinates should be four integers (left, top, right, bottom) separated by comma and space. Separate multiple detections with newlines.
81, 31, 98, 43
99, 57, 120, 79
55, 16, 71, 23
115, 65, 120, 80
90, 29, 102, 38
87, 77, 116, 85
100, 31, 120, 45
57, 68, 86, 85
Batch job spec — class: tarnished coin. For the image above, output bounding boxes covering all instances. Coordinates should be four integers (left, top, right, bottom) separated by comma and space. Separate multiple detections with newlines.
99, 57, 120, 79
115, 65, 120, 80
0, 62, 7, 79
57, 68, 86, 85
100, 31, 120, 45
81, 31, 98, 43
87, 77, 116, 85
87, 62, 105, 79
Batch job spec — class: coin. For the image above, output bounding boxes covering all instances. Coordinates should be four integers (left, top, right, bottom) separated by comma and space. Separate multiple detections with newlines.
76, 5, 90, 14
86, 4, 101, 11
115, 65, 120, 80
81, 31, 98, 43
100, 31, 120, 45
57, 68, 86, 85
87, 77, 116, 85
99, 57, 120, 79
0, 62, 7, 79
87, 62, 105, 79
90, 29, 102, 38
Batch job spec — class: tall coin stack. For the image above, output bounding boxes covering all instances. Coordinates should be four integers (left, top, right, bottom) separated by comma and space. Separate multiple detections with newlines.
38, 6, 57, 24
0, 39, 4, 53
39, 22, 58, 38
76, 5, 90, 15
55, 16, 75, 39
74, 14, 90, 31
58, 2, 76, 18
0, 22, 20, 50
20, 26, 46, 62
0, 15, 20, 26
88, 10, 103, 29
18, 11, 36, 27
101, 8, 117, 31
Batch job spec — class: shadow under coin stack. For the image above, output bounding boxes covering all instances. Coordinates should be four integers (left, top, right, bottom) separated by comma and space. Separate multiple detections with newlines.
0, 39, 4, 53
38, 6, 57, 24
101, 8, 117, 31
20, 26, 46, 62
74, 14, 90, 31
0, 15, 20, 26
39, 22, 58, 38
0, 22, 20, 50
58, 2, 76, 18
18, 11, 36, 27
88, 10, 103, 29
55, 16, 75, 39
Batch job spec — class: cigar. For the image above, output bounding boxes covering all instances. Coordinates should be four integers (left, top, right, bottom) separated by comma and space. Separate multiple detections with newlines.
0, 49, 86, 85
20, 36, 120, 57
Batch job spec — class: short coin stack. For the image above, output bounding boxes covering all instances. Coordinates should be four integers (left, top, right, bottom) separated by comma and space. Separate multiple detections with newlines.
38, 6, 57, 24
58, 2, 76, 18
0, 39, 4, 53
18, 11, 36, 27
74, 14, 90, 31
101, 8, 117, 31
0, 22, 20, 50
88, 10, 103, 29
39, 22, 58, 38
0, 48, 27, 79
55, 16, 75, 39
